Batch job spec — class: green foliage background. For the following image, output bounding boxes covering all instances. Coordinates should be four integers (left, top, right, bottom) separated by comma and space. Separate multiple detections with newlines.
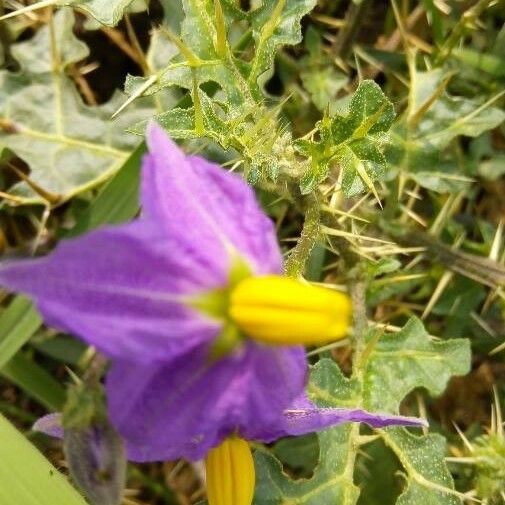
0, 0, 504, 504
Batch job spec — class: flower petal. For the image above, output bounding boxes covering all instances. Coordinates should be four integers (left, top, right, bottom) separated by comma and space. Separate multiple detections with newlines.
0, 220, 220, 362
33, 413, 64, 438
144, 123, 282, 275
280, 405, 428, 436
106, 342, 306, 462
246, 395, 428, 442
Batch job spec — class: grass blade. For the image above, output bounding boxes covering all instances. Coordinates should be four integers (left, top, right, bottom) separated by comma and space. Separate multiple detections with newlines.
0, 413, 88, 505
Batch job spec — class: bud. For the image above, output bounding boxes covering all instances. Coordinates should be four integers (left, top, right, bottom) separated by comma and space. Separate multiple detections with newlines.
229, 275, 351, 345
473, 433, 505, 503
205, 436, 255, 505
63, 383, 126, 505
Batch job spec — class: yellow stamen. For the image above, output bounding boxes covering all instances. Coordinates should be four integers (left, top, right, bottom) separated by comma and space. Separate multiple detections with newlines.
205, 436, 255, 505
229, 275, 352, 345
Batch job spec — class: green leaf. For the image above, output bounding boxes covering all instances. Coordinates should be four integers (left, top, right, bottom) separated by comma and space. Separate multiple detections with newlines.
254, 318, 471, 505
11, 9, 88, 72
300, 66, 347, 112
416, 95, 505, 150
254, 425, 360, 505
366, 319, 470, 505
125, 0, 318, 184
17, 0, 147, 27
0, 10, 154, 204
388, 69, 505, 192
298, 26, 348, 112
0, 413, 88, 505
364, 317, 471, 413
296, 80, 395, 195
1, 352, 66, 411
0, 295, 42, 369
453, 48, 505, 79
65, 141, 145, 238
70, 0, 141, 26
158, 0, 185, 32
380, 429, 463, 505
248, 0, 317, 85
254, 357, 360, 504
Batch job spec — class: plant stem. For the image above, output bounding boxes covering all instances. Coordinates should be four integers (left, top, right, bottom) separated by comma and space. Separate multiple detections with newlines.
434, 0, 492, 66
349, 276, 367, 364
285, 194, 321, 278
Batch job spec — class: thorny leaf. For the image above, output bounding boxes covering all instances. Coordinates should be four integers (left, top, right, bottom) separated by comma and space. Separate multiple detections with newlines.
125, 0, 316, 183
295, 80, 395, 195
388, 69, 505, 193
0, 10, 156, 204
248, 0, 317, 86
363, 317, 471, 413
253, 318, 470, 505
254, 366, 359, 505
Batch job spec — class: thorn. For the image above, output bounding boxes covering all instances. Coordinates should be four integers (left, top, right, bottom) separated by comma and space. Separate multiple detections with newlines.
0, 190, 25, 204
490, 339, 505, 356
400, 204, 428, 227
5, 163, 61, 205
489, 220, 503, 262
470, 312, 497, 338
422, 233, 466, 319
0, 0, 58, 21
192, 74, 205, 135
159, 25, 202, 67
355, 161, 382, 208
492, 385, 503, 439
321, 225, 394, 244
65, 366, 82, 385
422, 270, 453, 320
453, 422, 474, 453
321, 204, 371, 223
408, 72, 454, 127
111, 74, 158, 119
306, 338, 351, 356
213, 0, 229, 59
445, 456, 477, 464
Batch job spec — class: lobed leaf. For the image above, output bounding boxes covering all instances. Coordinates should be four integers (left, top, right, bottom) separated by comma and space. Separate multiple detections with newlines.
388, 68, 505, 193
254, 425, 360, 505
381, 429, 462, 505
126, 0, 316, 183
254, 317, 471, 505
0, 10, 154, 205
248, 0, 317, 85
296, 80, 396, 195
364, 317, 471, 413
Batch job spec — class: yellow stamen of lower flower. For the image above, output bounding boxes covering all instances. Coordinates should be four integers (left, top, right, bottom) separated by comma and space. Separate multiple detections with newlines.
205, 436, 255, 505
229, 275, 351, 345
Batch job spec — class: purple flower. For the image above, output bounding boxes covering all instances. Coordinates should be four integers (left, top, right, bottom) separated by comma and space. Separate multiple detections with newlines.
1, 124, 426, 463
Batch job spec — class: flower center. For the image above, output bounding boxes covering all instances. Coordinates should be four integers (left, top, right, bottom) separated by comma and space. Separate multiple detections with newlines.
229, 275, 352, 346
191, 256, 351, 356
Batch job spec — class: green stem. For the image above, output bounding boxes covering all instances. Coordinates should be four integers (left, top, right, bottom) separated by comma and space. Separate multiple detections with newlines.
349, 275, 367, 369
285, 195, 321, 278
434, 0, 492, 66
330, 236, 369, 500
